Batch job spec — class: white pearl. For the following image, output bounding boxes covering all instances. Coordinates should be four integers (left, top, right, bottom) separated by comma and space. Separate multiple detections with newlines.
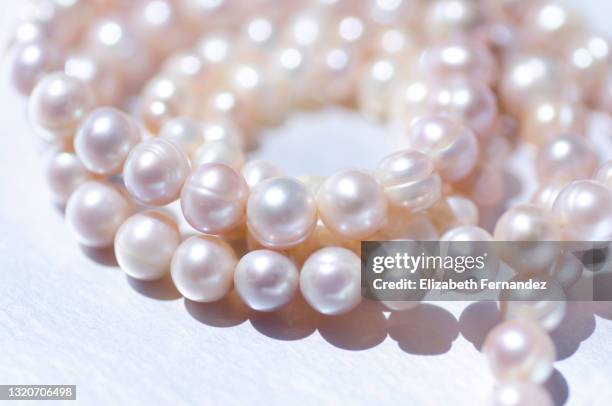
43, 148, 91, 205
74, 107, 141, 175
536, 134, 597, 182
247, 177, 317, 249
124, 138, 190, 206
192, 140, 245, 170
482, 319, 556, 383
490, 382, 553, 406
28, 71, 95, 141
171, 235, 237, 302
406, 116, 479, 182
159, 116, 203, 156
375, 150, 441, 211
552, 180, 612, 241
234, 250, 299, 312
317, 169, 387, 239
446, 195, 479, 226
595, 160, 612, 189
242, 160, 283, 188
115, 210, 180, 281
64, 51, 122, 106
202, 119, 244, 149
180, 163, 249, 234
9, 41, 62, 95
300, 247, 362, 315
531, 180, 568, 211
65, 181, 132, 247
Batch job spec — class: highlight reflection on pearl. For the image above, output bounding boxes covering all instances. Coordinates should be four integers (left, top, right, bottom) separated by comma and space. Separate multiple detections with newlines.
446, 195, 479, 226
482, 319, 556, 383
44, 149, 91, 205
300, 247, 362, 315
9, 41, 62, 95
234, 249, 299, 312
115, 210, 180, 281
159, 116, 203, 156
490, 382, 553, 406
317, 169, 387, 239
124, 138, 190, 206
247, 177, 317, 249
242, 160, 282, 188
65, 181, 132, 247
192, 140, 245, 170
171, 235, 237, 302
536, 134, 597, 182
75, 107, 141, 175
181, 163, 249, 235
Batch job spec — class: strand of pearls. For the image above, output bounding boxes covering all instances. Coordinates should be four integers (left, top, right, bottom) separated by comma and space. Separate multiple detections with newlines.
8, 0, 612, 403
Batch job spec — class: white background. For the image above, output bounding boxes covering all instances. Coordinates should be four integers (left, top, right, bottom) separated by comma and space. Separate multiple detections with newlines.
1, 1, 612, 405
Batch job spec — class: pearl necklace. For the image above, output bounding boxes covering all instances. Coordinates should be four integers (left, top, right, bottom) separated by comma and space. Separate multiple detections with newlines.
9, 0, 612, 403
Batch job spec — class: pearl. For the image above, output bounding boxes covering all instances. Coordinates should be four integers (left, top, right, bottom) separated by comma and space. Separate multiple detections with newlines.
446, 195, 479, 226
358, 58, 399, 121
531, 180, 569, 211
124, 138, 190, 206
482, 319, 556, 383
494, 205, 562, 274
454, 164, 505, 207
520, 96, 587, 146
595, 161, 612, 189
536, 134, 597, 182
552, 180, 612, 241
159, 116, 203, 156
74, 107, 141, 175
192, 140, 245, 170
247, 177, 317, 249
564, 33, 610, 101
300, 247, 362, 315
318, 170, 387, 240
424, 0, 482, 40
140, 76, 191, 134
242, 160, 283, 188
406, 116, 479, 182
28, 71, 95, 141
549, 251, 583, 290
490, 382, 553, 406
375, 150, 441, 211
522, 2, 579, 47
201, 119, 244, 149
65, 181, 132, 247
181, 163, 249, 235
43, 148, 91, 205
115, 210, 180, 281
376, 208, 439, 241
9, 41, 62, 95
64, 51, 122, 106
171, 235, 237, 302
234, 250, 299, 312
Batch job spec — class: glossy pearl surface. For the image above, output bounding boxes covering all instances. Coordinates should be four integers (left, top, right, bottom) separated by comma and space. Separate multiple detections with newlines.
490, 382, 553, 406
536, 134, 597, 182
234, 250, 299, 312
375, 150, 441, 211
446, 195, 479, 226
159, 116, 203, 156
9, 41, 61, 95
595, 161, 612, 189
482, 319, 556, 383
44, 149, 91, 205
192, 140, 245, 170
115, 211, 180, 281
242, 160, 283, 188
181, 163, 249, 235
75, 107, 141, 175
521, 96, 587, 145
552, 180, 612, 241
300, 247, 362, 315
247, 177, 317, 249
65, 181, 132, 247
171, 235, 237, 302
124, 138, 190, 206
317, 170, 387, 239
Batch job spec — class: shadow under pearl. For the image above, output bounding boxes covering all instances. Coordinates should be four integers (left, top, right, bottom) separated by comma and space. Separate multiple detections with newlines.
126, 273, 182, 301
184, 290, 251, 328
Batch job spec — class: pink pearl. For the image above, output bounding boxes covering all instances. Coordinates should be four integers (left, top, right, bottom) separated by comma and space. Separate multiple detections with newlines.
446, 195, 479, 226
159, 116, 203, 156
247, 177, 317, 249
192, 140, 245, 170
242, 160, 283, 188
75, 107, 141, 175
181, 163, 249, 235
531, 180, 568, 211
406, 116, 479, 182
595, 161, 612, 189
43, 148, 91, 205
65, 181, 132, 247
536, 134, 597, 182
375, 150, 441, 211
552, 180, 612, 241
64, 51, 122, 106
424, 0, 482, 40
520, 96, 587, 146
124, 138, 190, 206
317, 169, 387, 240
9, 41, 62, 95
140, 76, 191, 134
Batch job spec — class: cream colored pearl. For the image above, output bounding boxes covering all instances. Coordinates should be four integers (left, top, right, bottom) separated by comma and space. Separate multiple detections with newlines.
552, 180, 612, 241
490, 382, 553, 406
64, 51, 122, 106
359, 58, 399, 121
406, 116, 479, 182
9, 41, 62, 95
424, 0, 482, 40
28, 71, 94, 141
483, 319, 556, 383
454, 164, 505, 207
171, 235, 237, 302
564, 33, 610, 101
242, 160, 283, 188
139, 76, 191, 134
124, 138, 190, 206
531, 180, 569, 211
536, 134, 597, 182
181, 163, 249, 235
549, 251, 583, 289
247, 177, 317, 249
65, 181, 132, 247
115, 210, 180, 281
234, 249, 299, 312
318, 170, 387, 240
159, 116, 203, 156
375, 150, 441, 211
202, 119, 244, 149
595, 161, 612, 189
376, 208, 439, 241
446, 195, 479, 226
520, 96, 587, 146
192, 140, 245, 170
74, 107, 141, 175
522, 1, 580, 47
44, 149, 91, 205
300, 247, 362, 315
